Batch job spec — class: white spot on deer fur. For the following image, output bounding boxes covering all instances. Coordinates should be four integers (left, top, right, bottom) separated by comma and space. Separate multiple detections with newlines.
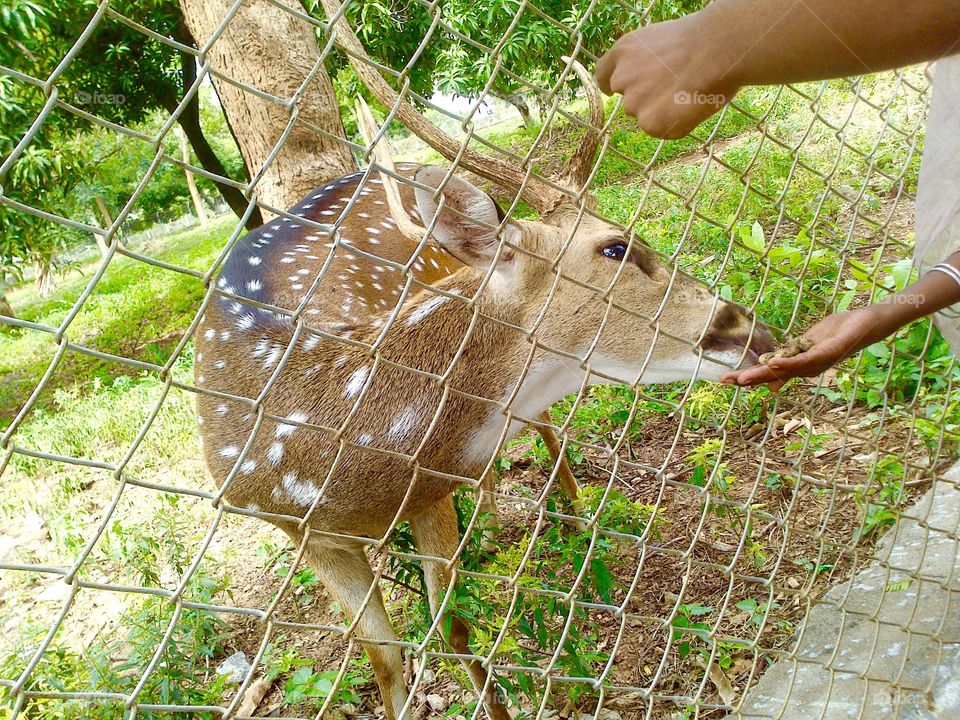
246, 503, 260, 513
263, 345, 282, 369
356, 433, 373, 446
407, 295, 449, 326
246, 279, 262, 292
292, 283, 304, 291
267, 442, 284, 466
320, 210, 335, 216
345, 366, 369, 398
240, 459, 257, 474
303, 335, 320, 351
281, 257, 295, 263
248, 256, 262, 266
204, 328, 216, 340
197, 375, 205, 384
298, 268, 310, 275
335, 355, 348, 368
358, 212, 370, 218
366, 227, 380, 234
214, 360, 226, 370
229, 301, 243, 314
219, 446, 239, 458
215, 404, 229, 416
217, 277, 228, 288
281, 471, 320, 508
236, 314, 256, 331
220, 330, 231, 341
388, 406, 418, 440
429, 258, 440, 269
252, 338, 270, 358
275, 411, 309, 439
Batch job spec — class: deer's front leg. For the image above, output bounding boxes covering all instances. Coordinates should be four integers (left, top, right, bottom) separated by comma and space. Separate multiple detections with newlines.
535, 411, 582, 516
410, 496, 511, 720
300, 535, 410, 720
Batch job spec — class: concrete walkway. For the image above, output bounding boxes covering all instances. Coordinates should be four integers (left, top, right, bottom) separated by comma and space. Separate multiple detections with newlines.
731, 466, 960, 719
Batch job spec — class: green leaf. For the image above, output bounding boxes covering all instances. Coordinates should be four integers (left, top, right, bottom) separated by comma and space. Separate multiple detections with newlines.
591, 557, 614, 603
741, 221, 766, 254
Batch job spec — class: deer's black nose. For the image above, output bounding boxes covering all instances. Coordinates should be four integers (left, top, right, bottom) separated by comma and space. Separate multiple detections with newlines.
702, 304, 775, 365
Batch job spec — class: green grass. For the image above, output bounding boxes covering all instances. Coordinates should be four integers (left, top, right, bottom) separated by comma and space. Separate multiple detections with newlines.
0, 215, 235, 425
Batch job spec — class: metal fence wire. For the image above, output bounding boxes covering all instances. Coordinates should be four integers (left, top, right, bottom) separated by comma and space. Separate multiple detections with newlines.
1, 1, 957, 719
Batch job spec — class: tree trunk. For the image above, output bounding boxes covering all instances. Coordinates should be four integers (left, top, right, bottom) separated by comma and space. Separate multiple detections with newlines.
0, 294, 13, 319
169, 32, 263, 230
178, 0, 355, 214
176, 126, 209, 226
35, 261, 55, 298
493, 89, 533, 127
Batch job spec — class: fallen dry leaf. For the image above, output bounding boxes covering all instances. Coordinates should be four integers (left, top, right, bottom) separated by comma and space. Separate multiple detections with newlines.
236, 676, 272, 716
696, 655, 737, 706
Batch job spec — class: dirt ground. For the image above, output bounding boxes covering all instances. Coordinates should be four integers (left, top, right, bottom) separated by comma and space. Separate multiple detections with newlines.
1, 372, 939, 720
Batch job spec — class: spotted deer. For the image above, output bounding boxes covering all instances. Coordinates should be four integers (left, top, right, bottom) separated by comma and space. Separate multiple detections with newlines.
195, 34, 774, 720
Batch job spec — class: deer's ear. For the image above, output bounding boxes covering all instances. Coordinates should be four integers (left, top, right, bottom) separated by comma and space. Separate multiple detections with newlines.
414, 166, 512, 268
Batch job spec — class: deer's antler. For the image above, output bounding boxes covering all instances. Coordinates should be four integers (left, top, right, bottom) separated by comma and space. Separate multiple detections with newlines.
320, 0, 604, 217
354, 95, 425, 242
557, 55, 606, 198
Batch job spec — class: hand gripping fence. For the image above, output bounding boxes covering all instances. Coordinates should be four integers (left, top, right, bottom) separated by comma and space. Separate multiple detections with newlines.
1, 1, 957, 719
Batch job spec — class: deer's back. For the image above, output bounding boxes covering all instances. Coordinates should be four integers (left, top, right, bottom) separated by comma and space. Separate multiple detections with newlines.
194, 165, 498, 536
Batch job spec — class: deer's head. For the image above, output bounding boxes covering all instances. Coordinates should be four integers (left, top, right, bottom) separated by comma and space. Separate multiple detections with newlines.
350, 54, 773, 387
408, 166, 773, 386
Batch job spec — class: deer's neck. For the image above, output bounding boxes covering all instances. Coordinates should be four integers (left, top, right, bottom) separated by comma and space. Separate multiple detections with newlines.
372, 275, 585, 468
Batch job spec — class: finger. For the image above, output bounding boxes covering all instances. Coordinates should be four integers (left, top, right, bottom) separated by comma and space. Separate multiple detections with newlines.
728, 364, 784, 387
766, 348, 836, 377
595, 51, 614, 95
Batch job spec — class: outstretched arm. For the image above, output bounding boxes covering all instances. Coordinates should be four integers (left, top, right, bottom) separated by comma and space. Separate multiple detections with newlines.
596, 0, 960, 138
720, 253, 960, 390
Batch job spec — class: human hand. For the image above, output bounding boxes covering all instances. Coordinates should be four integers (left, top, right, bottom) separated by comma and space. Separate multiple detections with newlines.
595, 14, 740, 139
720, 305, 894, 391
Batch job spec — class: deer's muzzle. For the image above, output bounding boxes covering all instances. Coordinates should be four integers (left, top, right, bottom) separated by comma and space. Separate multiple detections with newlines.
701, 304, 776, 367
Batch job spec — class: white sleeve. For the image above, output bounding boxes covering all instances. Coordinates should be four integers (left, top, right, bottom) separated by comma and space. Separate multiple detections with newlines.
915, 54, 960, 350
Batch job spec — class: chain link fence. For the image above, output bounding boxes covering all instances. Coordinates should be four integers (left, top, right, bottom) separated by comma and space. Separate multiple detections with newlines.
1, 1, 956, 719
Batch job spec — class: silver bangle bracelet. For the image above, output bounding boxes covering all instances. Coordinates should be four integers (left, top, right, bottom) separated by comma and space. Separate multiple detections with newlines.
930, 262, 960, 290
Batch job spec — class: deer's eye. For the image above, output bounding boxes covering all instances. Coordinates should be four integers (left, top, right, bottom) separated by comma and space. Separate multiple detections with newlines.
601, 242, 627, 260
